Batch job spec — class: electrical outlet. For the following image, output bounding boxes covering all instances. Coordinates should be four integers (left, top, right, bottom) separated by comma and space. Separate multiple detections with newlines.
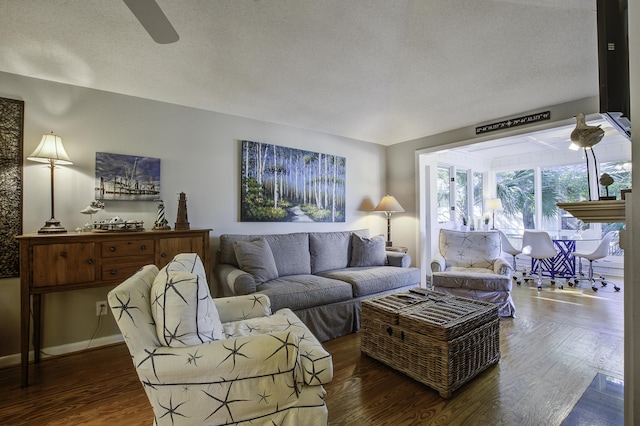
96, 301, 108, 316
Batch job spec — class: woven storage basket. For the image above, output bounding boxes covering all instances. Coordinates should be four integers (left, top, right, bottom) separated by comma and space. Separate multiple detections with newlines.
361, 289, 500, 398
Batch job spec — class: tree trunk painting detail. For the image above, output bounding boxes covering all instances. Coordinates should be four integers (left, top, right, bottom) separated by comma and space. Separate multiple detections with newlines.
241, 140, 346, 222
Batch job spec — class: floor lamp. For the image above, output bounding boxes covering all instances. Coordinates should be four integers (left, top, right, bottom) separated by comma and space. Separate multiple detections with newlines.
373, 195, 405, 247
27, 132, 73, 234
486, 198, 503, 230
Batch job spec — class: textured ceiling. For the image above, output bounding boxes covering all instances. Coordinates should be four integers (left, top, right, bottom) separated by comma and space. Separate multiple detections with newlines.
0, 0, 599, 145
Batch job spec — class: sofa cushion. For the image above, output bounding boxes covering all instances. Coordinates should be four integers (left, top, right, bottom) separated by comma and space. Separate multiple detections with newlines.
432, 268, 512, 292
219, 234, 255, 267
318, 266, 421, 297
309, 231, 352, 273
233, 238, 279, 284
264, 233, 311, 276
256, 275, 353, 312
349, 234, 386, 267
151, 267, 224, 347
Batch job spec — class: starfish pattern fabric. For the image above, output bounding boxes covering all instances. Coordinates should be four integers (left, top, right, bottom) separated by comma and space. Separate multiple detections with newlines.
108, 257, 332, 425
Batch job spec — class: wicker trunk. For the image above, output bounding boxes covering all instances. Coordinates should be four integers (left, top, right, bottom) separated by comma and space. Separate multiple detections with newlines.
361, 288, 500, 398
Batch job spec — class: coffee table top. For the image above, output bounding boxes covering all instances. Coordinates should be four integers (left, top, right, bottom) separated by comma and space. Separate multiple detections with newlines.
362, 288, 499, 340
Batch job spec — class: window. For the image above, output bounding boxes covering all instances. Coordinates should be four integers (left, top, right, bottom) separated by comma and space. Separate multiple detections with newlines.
437, 166, 451, 223
495, 169, 535, 230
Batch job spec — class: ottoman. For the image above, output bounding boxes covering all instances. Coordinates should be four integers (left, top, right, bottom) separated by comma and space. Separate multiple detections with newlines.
361, 288, 500, 398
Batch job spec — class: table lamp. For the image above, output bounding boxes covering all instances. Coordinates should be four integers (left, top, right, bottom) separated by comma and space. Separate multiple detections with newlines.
373, 195, 405, 247
27, 132, 73, 233
486, 198, 503, 230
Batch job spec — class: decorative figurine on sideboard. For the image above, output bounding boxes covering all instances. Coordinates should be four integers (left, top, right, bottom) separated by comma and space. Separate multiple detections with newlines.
152, 200, 171, 230
175, 192, 190, 230
599, 173, 616, 200
80, 200, 105, 231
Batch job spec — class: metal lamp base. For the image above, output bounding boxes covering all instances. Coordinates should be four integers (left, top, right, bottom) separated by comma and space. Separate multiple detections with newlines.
38, 218, 67, 234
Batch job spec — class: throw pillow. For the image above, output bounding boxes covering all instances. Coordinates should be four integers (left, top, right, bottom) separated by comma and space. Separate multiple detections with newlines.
233, 237, 279, 284
166, 253, 208, 283
349, 234, 386, 267
151, 268, 224, 347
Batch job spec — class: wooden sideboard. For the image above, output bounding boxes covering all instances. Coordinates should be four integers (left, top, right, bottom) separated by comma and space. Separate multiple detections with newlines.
17, 228, 211, 387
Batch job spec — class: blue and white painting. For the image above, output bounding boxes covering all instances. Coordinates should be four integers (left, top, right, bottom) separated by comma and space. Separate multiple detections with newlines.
241, 140, 346, 222
95, 152, 161, 201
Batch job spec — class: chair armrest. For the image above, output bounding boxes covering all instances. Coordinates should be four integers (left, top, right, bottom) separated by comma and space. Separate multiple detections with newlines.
494, 257, 512, 276
386, 251, 411, 267
133, 332, 299, 385
214, 294, 272, 322
214, 263, 256, 296
430, 253, 446, 272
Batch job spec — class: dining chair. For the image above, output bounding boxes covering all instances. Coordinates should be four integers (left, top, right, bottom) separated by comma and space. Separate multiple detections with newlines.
521, 230, 560, 290
499, 230, 522, 285
571, 231, 619, 292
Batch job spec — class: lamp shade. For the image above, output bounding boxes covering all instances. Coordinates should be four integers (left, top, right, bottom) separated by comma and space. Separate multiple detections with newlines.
373, 195, 405, 213
486, 198, 503, 211
27, 132, 72, 165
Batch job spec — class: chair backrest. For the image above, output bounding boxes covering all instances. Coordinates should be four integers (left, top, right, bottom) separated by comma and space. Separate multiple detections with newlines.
589, 231, 616, 259
108, 264, 161, 356
438, 229, 501, 269
521, 230, 557, 259
498, 230, 521, 255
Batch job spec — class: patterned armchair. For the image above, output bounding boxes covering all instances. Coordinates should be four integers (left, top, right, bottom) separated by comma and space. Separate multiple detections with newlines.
108, 254, 332, 426
430, 229, 516, 317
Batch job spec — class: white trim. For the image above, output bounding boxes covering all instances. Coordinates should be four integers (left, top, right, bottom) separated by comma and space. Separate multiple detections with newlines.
0, 334, 124, 369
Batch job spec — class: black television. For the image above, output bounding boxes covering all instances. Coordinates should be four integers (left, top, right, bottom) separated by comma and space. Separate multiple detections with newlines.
597, 0, 631, 139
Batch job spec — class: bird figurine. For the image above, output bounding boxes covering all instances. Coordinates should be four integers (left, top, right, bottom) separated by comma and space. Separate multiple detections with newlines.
571, 112, 604, 148
80, 200, 105, 229
571, 113, 605, 200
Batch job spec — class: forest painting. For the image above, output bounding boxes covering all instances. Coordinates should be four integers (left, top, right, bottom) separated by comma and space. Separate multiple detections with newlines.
241, 140, 346, 222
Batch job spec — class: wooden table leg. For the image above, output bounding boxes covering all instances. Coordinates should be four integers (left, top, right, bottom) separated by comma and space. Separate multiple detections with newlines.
33, 294, 41, 364
20, 289, 30, 387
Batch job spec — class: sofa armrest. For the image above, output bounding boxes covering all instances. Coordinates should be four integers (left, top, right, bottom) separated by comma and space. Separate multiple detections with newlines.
430, 253, 446, 272
386, 251, 411, 267
214, 294, 272, 322
214, 263, 257, 296
493, 257, 512, 276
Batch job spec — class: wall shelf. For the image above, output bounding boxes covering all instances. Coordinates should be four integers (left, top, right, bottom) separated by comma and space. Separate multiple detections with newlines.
556, 200, 626, 223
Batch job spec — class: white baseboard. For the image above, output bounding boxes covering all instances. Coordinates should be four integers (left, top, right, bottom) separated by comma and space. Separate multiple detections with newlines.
0, 334, 124, 369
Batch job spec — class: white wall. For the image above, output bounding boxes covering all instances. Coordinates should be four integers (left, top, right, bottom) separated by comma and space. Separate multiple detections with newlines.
0, 71, 389, 361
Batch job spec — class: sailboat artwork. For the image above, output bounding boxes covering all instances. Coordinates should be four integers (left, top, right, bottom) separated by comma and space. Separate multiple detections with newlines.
95, 152, 161, 201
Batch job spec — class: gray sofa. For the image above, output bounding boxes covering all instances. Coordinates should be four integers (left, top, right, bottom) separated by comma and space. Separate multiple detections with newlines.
214, 230, 421, 341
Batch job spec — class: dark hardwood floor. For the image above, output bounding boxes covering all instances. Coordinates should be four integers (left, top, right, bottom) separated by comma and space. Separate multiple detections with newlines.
0, 277, 624, 425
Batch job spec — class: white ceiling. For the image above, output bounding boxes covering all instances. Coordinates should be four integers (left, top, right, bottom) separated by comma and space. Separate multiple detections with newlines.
0, 0, 599, 145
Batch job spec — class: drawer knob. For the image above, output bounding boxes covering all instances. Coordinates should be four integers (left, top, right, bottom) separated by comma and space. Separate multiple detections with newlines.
140, 244, 147, 251
60, 251, 68, 258
109, 269, 118, 275
86, 258, 94, 265
109, 246, 116, 252
161, 252, 167, 258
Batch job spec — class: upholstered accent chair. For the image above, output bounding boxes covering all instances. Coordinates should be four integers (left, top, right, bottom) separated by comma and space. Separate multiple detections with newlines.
430, 229, 515, 317
108, 254, 332, 426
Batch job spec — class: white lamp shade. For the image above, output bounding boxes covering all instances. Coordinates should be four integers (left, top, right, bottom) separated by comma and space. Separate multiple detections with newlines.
27, 132, 73, 165
486, 198, 503, 211
374, 195, 405, 213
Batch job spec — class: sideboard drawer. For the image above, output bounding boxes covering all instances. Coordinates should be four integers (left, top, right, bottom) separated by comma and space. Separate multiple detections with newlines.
101, 239, 154, 258
101, 260, 153, 282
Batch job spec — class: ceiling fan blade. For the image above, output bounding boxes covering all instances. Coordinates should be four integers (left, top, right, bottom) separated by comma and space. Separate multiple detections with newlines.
123, 0, 179, 44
